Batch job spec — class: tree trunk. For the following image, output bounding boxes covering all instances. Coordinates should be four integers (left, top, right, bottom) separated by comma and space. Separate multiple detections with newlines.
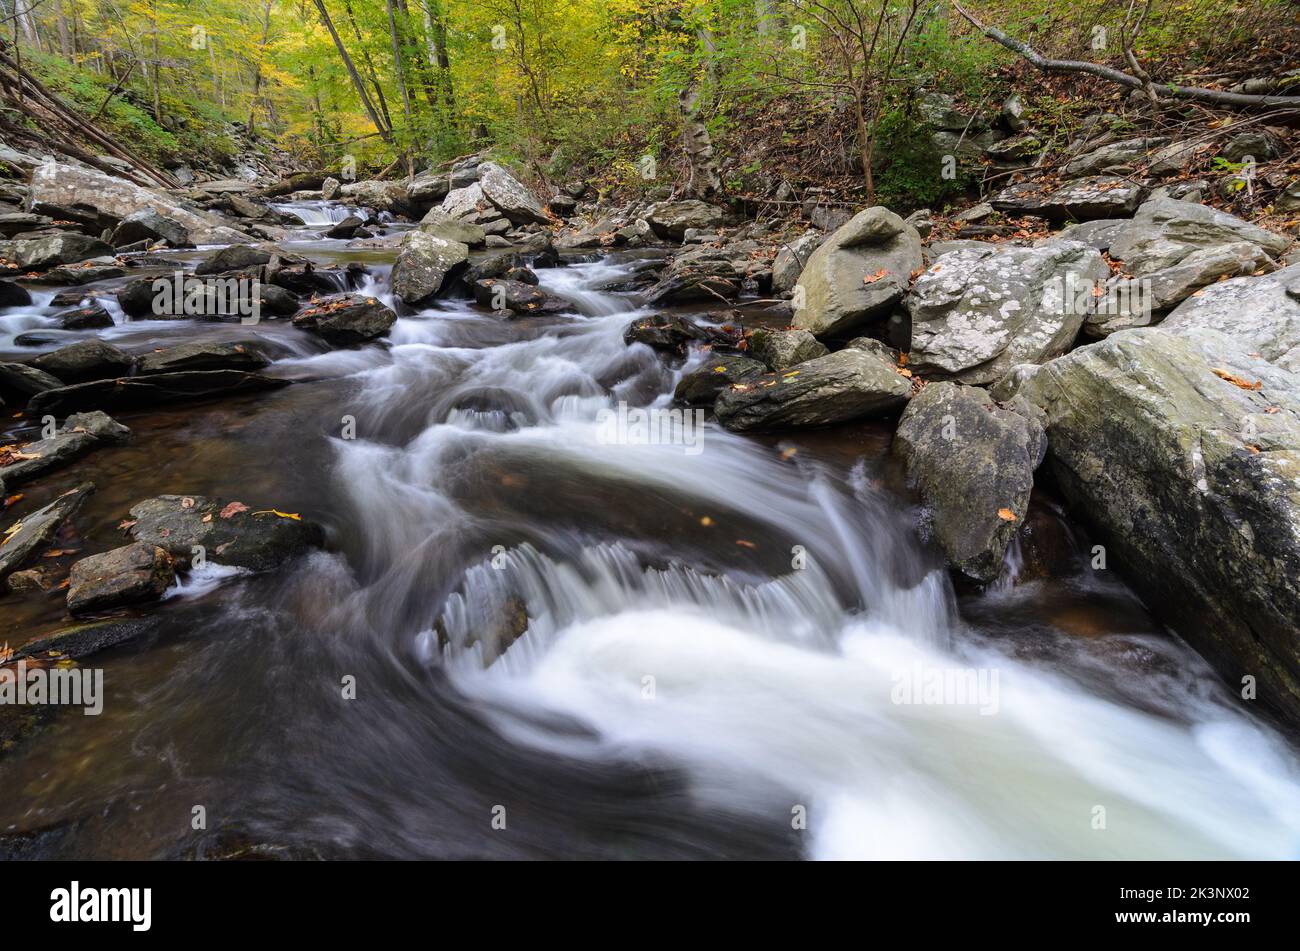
313, 0, 393, 141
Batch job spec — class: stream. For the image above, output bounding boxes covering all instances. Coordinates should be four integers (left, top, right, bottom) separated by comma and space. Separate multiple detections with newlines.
2, 201, 1299, 860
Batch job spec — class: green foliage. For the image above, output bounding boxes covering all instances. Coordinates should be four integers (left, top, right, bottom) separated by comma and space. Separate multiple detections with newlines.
871, 107, 974, 213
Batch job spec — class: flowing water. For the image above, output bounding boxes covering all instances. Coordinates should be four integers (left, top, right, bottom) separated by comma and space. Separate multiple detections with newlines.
2, 203, 1299, 860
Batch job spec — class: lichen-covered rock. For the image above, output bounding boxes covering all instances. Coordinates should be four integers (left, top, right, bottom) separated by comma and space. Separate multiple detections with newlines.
418, 209, 486, 247
477, 162, 549, 225
390, 230, 469, 305
792, 207, 923, 338
991, 176, 1144, 221
715, 346, 911, 432
644, 200, 725, 241
1107, 198, 1288, 275
1014, 328, 1300, 726
907, 241, 1109, 385
748, 328, 829, 370
892, 382, 1046, 583
1159, 263, 1300, 371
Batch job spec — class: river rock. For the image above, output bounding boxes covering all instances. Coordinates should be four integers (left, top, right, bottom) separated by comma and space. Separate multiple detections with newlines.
624, 314, 743, 356
29, 163, 255, 245
195, 244, 272, 276
111, 208, 191, 248
907, 241, 1110, 385
31, 340, 133, 384
715, 346, 911, 432
418, 209, 486, 246
471, 279, 565, 315
748, 328, 829, 370
407, 170, 450, 204
792, 207, 923, 338
291, 294, 396, 344
674, 354, 767, 405
441, 182, 486, 220
13, 615, 163, 662
772, 231, 823, 293
324, 215, 365, 239
644, 200, 725, 241
1159, 263, 1300, 370
0, 279, 31, 307
1014, 328, 1300, 725
339, 179, 414, 217
477, 163, 549, 226
66, 542, 175, 616
0, 411, 126, 485
1106, 197, 1288, 275
29, 370, 287, 416
991, 176, 1144, 221
30, 262, 125, 286
391, 231, 469, 305
137, 341, 269, 374
126, 495, 325, 571
892, 382, 1046, 583
0, 362, 63, 399
53, 303, 113, 330
0, 234, 115, 271
0, 482, 94, 583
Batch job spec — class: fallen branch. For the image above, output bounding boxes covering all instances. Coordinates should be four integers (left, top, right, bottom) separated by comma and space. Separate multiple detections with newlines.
950, 0, 1300, 109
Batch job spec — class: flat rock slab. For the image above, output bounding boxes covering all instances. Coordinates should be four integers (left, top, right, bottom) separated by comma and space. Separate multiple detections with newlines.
126, 495, 324, 571
136, 341, 270, 374
15, 615, 164, 662
991, 176, 1144, 222
29, 370, 287, 416
67, 541, 175, 616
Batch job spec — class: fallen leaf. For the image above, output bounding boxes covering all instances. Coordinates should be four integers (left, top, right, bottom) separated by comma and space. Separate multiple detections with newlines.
997, 508, 1018, 522
1211, 368, 1262, 391
735, 539, 757, 548
863, 268, 889, 284
251, 509, 301, 520
219, 501, 249, 519
699, 516, 714, 527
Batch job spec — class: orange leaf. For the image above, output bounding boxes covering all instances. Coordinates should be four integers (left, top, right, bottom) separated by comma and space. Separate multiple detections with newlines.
997, 508, 1017, 522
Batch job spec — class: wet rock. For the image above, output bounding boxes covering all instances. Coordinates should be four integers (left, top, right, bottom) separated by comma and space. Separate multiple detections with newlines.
6, 567, 48, 592
0, 411, 125, 485
126, 495, 325, 571
0, 279, 31, 307
1160, 262, 1300, 370
31, 340, 133, 383
324, 215, 365, 239
291, 294, 396, 344
418, 209, 486, 247
266, 254, 353, 296
391, 231, 469, 305
991, 176, 1144, 222
715, 347, 911, 432
0, 482, 94, 583
53, 303, 113, 330
643, 244, 748, 305
195, 244, 272, 276
477, 162, 549, 225
471, 278, 565, 315
137, 341, 270, 374
748, 328, 829, 370
892, 382, 1046, 583
644, 200, 725, 241
624, 313, 743, 356
407, 169, 450, 205
792, 207, 923, 338
29, 163, 254, 245
14, 615, 163, 661
1014, 328, 1300, 726
772, 231, 823, 294
67, 542, 175, 615
29, 370, 286, 416
33, 263, 125, 286
111, 208, 191, 248
115, 276, 161, 317
64, 410, 131, 442
674, 353, 767, 405
0, 362, 63, 399
338, 179, 414, 217
907, 241, 1109, 385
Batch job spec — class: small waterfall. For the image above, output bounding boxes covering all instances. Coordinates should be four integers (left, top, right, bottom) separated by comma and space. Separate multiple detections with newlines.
270, 200, 368, 227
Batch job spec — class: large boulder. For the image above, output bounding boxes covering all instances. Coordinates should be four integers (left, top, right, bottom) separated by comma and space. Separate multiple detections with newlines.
1, 234, 114, 270
338, 179, 414, 217
907, 241, 1110, 385
1106, 197, 1289, 275
441, 182, 486, 220
407, 170, 450, 204
644, 200, 725, 242
292, 294, 396, 345
126, 495, 325, 571
476, 162, 549, 225
892, 382, 1046, 583
643, 242, 757, 305
715, 346, 911, 432
390, 231, 469, 305
791, 207, 923, 338
28, 162, 254, 245
1013, 328, 1300, 725
195, 244, 272, 276
991, 176, 1144, 222
1160, 263, 1300, 371
66, 542, 175, 616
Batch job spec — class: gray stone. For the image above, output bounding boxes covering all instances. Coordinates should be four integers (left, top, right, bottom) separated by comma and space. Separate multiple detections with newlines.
772, 231, 823, 293
66, 542, 175, 616
748, 328, 829, 370
391, 230, 469, 305
111, 208, 191, 248
1160, 263, 1300, 371
31, 340, 133, 383
991, 176, 1144, 222
644, 200, 725, 241
674, 354, 767, 405
29, 370, 286, 416
892, 382, 1046, 583
477, 163, 548, 225
137, 341, 270, 374
1107, 198, 1288, 276
291, 294, 397, 344
1062, 137, 1169, 177
418, 208, 486, 247
0, 482, 94, 582
127, 494, 325, 571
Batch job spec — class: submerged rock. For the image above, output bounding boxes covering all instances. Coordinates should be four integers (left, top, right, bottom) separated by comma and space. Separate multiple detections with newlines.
29, 370, 286, 415
892, 382, 1046, 583
0, 482, 94, 583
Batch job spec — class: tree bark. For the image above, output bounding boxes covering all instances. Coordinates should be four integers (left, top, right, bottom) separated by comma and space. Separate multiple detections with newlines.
313, 0, 393, 141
